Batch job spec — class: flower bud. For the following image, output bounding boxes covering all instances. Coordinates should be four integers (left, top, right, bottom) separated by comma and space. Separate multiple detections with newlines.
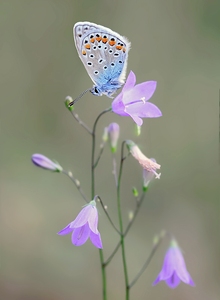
128, 211, 134, 221
132, 186, 139, 197
108, 123, 120, 153
102, 127, 108, 143
31, 154, 63, 172
65, 96, 74, 111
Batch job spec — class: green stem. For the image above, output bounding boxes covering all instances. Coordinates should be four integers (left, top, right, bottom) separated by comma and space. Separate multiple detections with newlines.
62, 170, 88, 202
98, 196, 121, 235
91, 107, 111, 198
129, 233, 164, 288
117, 141, 129, 300
104, 191, 147, 266
91, 107, 111, 300
70, 111, 92, 135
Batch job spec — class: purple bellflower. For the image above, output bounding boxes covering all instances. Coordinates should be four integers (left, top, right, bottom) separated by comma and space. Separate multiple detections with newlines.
112, 71, 162, 126
153, 239, 195, 289
32, 154, 62, 172
58, 200, 103, 249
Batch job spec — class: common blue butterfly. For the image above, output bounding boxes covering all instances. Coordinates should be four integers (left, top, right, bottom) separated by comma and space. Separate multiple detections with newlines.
70, 21, 130, 105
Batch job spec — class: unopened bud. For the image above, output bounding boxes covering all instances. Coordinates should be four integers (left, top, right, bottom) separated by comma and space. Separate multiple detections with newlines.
108, 123, 120, 153
32, 154, 63, 172
65, 96, 74, 111
132, 187, 139, 197
128, 211, 134, 221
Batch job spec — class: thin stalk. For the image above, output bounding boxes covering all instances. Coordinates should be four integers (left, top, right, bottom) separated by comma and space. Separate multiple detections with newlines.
62, 170, 88, 202
112, 154, 118, 186
129, 234, 164, 288
91, 107, 111, 198
91, 107, 111, 300
70, 111, 93, 135
94, 143, 105, 168
117, 141, 129, 300
104, 241, 121, 267
104, 191, 147, 266
98, 196, 121, 235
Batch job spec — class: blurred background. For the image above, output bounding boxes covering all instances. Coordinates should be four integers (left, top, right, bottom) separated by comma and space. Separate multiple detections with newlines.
1, 0, 220, 299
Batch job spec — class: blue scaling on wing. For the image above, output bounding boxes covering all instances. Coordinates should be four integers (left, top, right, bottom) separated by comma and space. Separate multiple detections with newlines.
73, 22, 131, 97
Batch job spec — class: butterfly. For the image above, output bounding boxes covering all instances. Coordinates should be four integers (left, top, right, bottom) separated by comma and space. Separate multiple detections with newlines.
70, 21, 130, 105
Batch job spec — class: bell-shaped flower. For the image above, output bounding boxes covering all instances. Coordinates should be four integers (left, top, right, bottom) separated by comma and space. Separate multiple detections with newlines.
153, 239, 195, 289
126, 140, 161, 179
57, 200, 103, 249
111, 71, 162, 126
32, 154, 63, 172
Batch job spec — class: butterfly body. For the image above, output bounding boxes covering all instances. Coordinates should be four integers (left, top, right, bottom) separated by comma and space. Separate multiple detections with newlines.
73, 22, 130, 97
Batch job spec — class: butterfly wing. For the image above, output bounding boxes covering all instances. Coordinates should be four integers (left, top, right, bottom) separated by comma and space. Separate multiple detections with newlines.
73, 22, 130, 96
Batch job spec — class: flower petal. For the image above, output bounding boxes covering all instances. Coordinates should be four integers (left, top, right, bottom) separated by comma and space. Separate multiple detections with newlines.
122, 81, 157, 105
126, 102, 162, 118
121, 71, 136, 92
70, 205, 93, 228
165, 272, 181, 289
88, 206, 99, 234
127, 113, 143, 126
71, 224, 90, 246
111, 93, 127, 116
90, 231, 103, 249
57, 223, 73, 235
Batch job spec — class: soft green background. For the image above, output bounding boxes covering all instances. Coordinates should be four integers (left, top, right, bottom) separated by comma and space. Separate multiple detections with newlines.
1, 0, 220, 299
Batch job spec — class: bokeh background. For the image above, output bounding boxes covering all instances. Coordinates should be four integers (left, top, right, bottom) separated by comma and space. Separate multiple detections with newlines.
1, 0, 220, 299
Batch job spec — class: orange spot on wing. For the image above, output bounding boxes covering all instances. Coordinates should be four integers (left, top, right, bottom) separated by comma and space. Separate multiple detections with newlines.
96, 36, 102, 42
102, 38, 108, 44
116, 45, 123, 50
82, 50, 86, 55
90, 38, 95, 43
109, 40, 116, 46
85, 44, 91, 49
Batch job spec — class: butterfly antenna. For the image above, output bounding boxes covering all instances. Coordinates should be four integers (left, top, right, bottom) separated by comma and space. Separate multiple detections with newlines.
68, 89, 91, 107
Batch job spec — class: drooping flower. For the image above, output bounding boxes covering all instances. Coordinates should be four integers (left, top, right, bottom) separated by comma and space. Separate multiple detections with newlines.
57, 200, 103, 249
142, 158, 158, 190
126, 140, 161, 179
153, 239, 195, 289
107, 122, 120, 153
31, 154, 63, 172
112, 71, 162, 126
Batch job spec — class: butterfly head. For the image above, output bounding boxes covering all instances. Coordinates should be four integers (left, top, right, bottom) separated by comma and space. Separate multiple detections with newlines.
90, 86, 102, 96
